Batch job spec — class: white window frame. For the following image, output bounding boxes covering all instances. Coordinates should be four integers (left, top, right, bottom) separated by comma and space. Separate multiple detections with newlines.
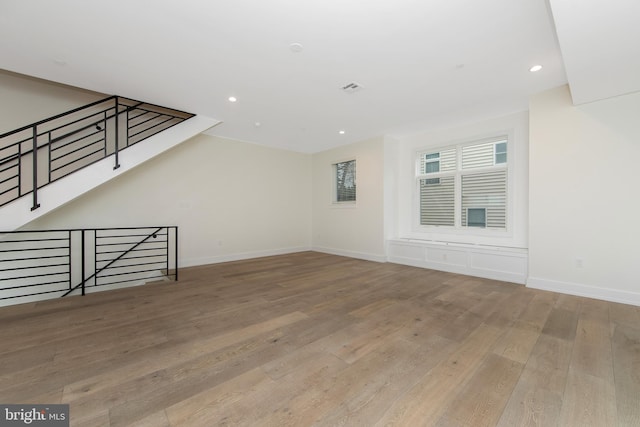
414, 133, 513, 236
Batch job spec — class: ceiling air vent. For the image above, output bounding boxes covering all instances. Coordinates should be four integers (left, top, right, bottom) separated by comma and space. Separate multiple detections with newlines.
341, 82, 363, 94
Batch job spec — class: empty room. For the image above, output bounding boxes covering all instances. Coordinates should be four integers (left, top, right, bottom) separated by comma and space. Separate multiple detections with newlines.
1, 0, 639, 426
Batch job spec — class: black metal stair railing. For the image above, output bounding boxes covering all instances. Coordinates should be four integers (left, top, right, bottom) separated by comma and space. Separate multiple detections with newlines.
0, 226, 178, 304
0, 96, 194, 210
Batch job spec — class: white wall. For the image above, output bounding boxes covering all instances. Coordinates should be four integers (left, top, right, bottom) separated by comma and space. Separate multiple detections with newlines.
392, 111, 529, 248
8, 70, 640, 307
25, 134, 313, 266
528, 85, 640, 305
383, 135, 400, 242
311, 136, 386, 261
0, 70, 104, 132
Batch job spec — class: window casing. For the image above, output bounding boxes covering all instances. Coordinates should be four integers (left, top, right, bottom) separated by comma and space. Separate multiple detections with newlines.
334, 159, 356, 203
416, 137, 508, 230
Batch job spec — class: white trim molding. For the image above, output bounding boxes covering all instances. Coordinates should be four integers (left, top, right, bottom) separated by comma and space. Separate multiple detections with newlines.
312, 246, 387, 263
387, 239, 528, 284
527, 277, 640, 307
180, 246, 312, 268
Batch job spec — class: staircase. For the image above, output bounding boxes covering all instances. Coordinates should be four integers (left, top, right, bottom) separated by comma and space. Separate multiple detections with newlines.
1, 96, 219, 230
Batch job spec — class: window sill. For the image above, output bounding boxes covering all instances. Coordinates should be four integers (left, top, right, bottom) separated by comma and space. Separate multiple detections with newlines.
331, 202, 357, 209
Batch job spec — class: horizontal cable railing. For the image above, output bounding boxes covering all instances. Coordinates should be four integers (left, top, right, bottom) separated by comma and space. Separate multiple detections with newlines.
0, 97, 194, 210
0, 226, 178, 305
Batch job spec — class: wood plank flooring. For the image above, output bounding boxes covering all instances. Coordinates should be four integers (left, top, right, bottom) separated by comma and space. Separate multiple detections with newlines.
1, 251, 639, 426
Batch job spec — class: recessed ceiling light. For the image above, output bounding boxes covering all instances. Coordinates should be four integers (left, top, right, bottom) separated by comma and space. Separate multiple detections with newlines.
228, 96, 237, 102
339, 130, 345, 135
254, 122, 261, 127
529, 64, 543, 72
289, 43, 304, 53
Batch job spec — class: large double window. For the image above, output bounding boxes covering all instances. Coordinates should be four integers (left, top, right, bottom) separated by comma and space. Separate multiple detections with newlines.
416, 136, 508, 230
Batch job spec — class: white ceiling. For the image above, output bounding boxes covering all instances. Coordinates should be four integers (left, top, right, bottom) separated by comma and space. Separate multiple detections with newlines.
549, 0, 640, 105
0, 1, 635, 153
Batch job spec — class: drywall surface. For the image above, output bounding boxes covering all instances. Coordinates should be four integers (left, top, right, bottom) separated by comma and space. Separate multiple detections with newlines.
25, 134, 313, 266
312, 136, 385, 261
528, 85, 640, 305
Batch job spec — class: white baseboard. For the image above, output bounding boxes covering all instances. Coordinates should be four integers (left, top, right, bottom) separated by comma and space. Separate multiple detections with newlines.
527, 277, 640, 307
311, 246, 387, 263
180, 246, 312, 268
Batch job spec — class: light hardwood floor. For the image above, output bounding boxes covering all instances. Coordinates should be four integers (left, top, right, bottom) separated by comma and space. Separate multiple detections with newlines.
1, 252, 639, 426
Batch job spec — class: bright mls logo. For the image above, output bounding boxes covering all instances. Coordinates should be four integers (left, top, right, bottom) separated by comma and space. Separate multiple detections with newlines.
0, 405, 69, 426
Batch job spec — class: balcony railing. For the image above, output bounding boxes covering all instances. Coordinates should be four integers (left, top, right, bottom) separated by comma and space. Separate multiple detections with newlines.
0, 96, 194, 210
0, 226, 178, 305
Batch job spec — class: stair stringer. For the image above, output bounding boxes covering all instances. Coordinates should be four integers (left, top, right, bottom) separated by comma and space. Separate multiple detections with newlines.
1, 115, 220, 230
